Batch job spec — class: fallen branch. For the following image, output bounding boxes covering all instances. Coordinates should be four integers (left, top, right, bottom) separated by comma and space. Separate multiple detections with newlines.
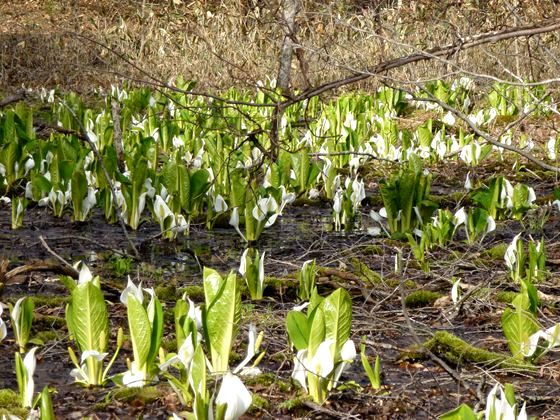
0, 90, 27, 109
422, 331, 535, 372
38, 235, 79, 277
0, 259, 78, 285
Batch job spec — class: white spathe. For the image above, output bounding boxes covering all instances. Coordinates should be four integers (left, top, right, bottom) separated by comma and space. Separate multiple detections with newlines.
215, 373, 252, 420
22, 347, 38, 407
0, 304, 7, 341
120, 277, 144, 306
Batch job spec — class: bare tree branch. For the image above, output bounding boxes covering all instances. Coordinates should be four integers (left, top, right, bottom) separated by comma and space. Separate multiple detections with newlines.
283, 18, 560, 107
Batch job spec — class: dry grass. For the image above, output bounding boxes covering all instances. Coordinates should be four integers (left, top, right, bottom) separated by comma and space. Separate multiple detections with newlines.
0, 0, 559, 95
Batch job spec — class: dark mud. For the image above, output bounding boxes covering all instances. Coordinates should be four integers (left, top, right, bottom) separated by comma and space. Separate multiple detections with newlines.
1, 193, 560, 419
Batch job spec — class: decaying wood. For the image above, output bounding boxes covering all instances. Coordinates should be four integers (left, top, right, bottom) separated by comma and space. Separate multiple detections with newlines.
0, 259, 78, 285
0, 90, 26, 109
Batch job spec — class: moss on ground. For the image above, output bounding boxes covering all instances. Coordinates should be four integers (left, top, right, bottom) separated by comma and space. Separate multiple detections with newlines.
33, 314, 66, 330
351, 258, 383, 285
279, 396, 307, 411
31, 330, 60, 344
250, 394, 269, 410
485, 243, 508, 260
424, 331, 534, 370
154, 284, 177, 301
30, 295, 68, 307
177, 285, 205, 300
405, 290, 442, 308
495, 290, 518, 304
113, 386, 162, 404
0, 389, 27, 418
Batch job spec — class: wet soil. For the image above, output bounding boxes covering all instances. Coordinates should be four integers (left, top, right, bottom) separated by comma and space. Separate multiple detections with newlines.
1, 167, 560, 419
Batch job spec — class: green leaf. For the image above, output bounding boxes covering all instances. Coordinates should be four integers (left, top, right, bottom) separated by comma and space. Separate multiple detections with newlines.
203, 269, 241, 373
127, 294, 152, 368
501, 294, 540, 359
323, 288, 352, 355
190, 169, 210, 203
146, 293, 163, 368
174, 299, 189, 349
15, 352, 25, 399
191, 345, 209, 420
71, 167, 88, 219
439, 403, 478, 420
178, 164, 191, 211
66, 280, 109, 354
39, 386, 55, 420
504, 383, 516, 407
360, 343, 381, 390
307, 303, 326, 358
286, 311, 310, 351
19, 298, 34, 350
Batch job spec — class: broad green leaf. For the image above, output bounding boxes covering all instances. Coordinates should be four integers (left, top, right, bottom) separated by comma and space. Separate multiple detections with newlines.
286, 311, 310, 351
66, 280, 108, 354
439, 403, 477, 420
323, 288, 352, 355
504, 383, 516, 407
71, 168, 88, 218
127, 294, 152, 368
174, 299, 189, 349
190, 169, 210, 203
146, 294, 163, 368
30, 173, 51, 200
190, 345, 207, 418
307, 303, 326, 358
203, 269, 240, 373
178, 164, 190, 211
501, 294, 540, 359
39, 386, 55, 420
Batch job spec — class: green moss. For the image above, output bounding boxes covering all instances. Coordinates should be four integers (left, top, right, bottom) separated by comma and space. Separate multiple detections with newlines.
31, 330, 59, 344
404, 290, 442, 308
385, 278, 417, 289
424, 331, 534, 370
33, 314, 66, 330
113, 386, 162, 403
177, 285, 205, 300
250, 394, 269, 410
279, 396, 307, 411
486, 243, 508, 260
351, 258, 383, 285
155, 284, 177, 301
30, 295, 68, 308
495, 291, 518, 304
0, 389, 27, 417
264, 276, 297, 289
276, 379, 293, 393
244, 372, 275, 387
362, 245, 383, 256
244, 373, 292, 393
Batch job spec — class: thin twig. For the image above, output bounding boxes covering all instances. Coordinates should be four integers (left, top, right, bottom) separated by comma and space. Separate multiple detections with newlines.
282, 18, 560, 107
38, 235, 79, 277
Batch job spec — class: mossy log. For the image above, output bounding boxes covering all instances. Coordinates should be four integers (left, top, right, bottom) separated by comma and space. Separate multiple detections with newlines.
401, 331, 535, 371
